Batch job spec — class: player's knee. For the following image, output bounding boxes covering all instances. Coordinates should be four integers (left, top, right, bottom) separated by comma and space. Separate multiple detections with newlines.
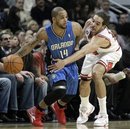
92, 71, 103, 80
44, 80, 67, 105
44, 85, 66, 105
52, 80, 67, 98
52, 85, 66, 98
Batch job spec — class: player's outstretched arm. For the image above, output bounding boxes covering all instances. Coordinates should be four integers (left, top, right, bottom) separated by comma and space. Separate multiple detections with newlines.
48, 43, 97, 71
15, 36, 40, 57
48, 37, 101, 71
48, 36, 108, 71
16, 28, 47, 57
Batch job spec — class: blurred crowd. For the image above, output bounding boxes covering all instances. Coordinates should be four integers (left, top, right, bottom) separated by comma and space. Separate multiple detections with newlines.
0, 0, 130, 123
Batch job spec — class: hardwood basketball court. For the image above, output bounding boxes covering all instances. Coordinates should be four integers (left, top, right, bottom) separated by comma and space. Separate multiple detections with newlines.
0, 121, 130, 129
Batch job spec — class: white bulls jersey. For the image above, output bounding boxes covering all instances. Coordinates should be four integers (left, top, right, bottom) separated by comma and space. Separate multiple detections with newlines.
96, 27, 120, 54
80, 27, 122, 80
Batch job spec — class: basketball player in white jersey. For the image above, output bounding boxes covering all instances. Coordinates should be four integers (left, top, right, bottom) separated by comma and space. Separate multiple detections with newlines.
48, 12, 122, 126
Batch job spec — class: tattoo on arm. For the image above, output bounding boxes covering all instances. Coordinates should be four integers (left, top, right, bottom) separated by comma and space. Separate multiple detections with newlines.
16, 38, 40, 57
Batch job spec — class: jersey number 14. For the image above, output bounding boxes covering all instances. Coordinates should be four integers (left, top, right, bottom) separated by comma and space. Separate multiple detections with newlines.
60, 49, 68, 58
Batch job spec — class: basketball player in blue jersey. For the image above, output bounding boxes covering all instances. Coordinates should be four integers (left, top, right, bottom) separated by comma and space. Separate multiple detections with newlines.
15, 7, 83, 126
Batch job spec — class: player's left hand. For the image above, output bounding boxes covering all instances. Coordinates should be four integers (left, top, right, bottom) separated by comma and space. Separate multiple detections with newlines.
48, 59, 65, 72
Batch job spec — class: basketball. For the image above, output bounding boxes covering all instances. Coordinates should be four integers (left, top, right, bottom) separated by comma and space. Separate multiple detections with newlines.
3, 54, 24, 74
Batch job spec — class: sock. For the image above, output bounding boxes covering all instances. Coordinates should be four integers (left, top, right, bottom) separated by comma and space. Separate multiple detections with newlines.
98, 97, 107, 115
36, 105, 45, 112
80, 96, 91, 107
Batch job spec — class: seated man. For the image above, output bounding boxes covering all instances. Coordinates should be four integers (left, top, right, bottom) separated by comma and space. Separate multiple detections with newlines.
0, 78, 11, 122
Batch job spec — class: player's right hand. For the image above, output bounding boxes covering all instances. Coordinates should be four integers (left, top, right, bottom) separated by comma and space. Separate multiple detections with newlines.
48, 59, 65, 72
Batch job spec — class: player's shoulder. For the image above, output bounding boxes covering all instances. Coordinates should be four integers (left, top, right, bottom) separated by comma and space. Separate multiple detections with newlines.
71, 21, 82, 29
71, 21, 83, 36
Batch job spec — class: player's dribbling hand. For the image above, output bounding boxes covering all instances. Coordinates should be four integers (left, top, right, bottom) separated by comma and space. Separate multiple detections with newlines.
48, 59, 65, 72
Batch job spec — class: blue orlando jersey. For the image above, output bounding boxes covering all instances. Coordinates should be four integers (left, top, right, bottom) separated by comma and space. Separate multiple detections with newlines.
46, 21, 78, 95
45, 21, 75, 59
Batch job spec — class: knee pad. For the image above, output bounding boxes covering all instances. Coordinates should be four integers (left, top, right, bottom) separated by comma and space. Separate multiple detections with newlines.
52, 80, 67, 97
52, 85, 66, 97
44, 80, 67, 105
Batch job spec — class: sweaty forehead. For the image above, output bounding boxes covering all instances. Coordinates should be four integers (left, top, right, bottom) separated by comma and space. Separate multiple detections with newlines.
57, 10, 67, 17
93, 15, 103, 24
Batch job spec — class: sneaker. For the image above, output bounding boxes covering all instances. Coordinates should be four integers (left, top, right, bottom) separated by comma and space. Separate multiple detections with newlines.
27, 106, 44, 127
76, 104, 95, 124
94, 114, 109, 127
51, 102, 66, 124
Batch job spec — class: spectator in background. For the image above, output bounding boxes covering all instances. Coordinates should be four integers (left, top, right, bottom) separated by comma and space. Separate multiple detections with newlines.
11, 35, 21, 52
55, 0, 75, 20
109, 24, 127, 50
7, 0, 24, 33
15, 30, 26, 45
27, 20, 39, 33
11, 34, 35, 122
116, 13, 129, 35
0, 30, 35, 122
118, 13, 129, 25
0, 0, 9, 29
98, 0, 118, 24
16, 33, 49, 121
23, 0, 36, 13
0, 33, 24, 122
80, 5, 90, 23
0, 73, 21, 122
32, 44, 48, 106
116, 13, 130, 40
31, 0, 52, 26
94, 0, 102, 13
115, 68, 130, 120
71, 2, 84, 26
0, 78, 11, 122
0, 31, 13, 55
7, 0, 32, 33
